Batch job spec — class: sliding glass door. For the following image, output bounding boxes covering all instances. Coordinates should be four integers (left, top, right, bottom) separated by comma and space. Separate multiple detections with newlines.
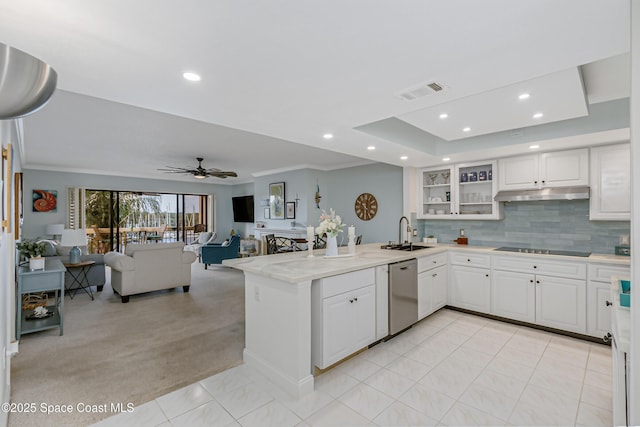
83, 190, 209, 253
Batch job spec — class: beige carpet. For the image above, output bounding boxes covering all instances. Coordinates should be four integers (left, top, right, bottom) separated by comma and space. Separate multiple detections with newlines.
9, 263, 245, 427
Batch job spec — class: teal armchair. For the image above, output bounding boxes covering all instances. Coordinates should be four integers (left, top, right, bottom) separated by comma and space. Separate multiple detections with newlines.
201, 235, 240, 269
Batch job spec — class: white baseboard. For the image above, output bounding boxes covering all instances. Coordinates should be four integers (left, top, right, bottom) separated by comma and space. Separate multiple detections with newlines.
243, 348, 314, 399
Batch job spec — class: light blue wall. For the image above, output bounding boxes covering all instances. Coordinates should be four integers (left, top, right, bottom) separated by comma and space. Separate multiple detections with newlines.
323, 163, 403, 244
251, 163, 404, 244
419, 200, 630, 254
21, 169, 235, 240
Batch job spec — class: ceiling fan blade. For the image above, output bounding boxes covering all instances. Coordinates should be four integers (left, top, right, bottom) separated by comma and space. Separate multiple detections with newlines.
209, 171, 238, 178
158, 166, 196, 172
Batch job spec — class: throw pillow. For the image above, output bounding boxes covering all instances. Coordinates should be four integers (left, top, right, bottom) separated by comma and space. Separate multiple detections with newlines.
221, 240, 230, 247
197, 232, 212, 245
37, 240, 58, 257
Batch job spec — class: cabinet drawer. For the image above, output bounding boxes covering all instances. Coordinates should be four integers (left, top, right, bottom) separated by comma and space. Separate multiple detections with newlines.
588, 263, 630, 283
19, 271, 64, 293
418, 252, 447, 272
492, 255, 586, 279
318, 268, 375, 298
449, 252, 491, 268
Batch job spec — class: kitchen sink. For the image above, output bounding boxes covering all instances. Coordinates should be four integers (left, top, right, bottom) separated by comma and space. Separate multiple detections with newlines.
381, 243, 433, 251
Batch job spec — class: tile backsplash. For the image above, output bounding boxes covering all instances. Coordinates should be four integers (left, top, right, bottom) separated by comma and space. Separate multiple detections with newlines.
419, 200, 630, 255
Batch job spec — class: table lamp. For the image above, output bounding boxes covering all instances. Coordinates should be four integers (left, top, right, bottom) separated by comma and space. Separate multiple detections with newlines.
61, 229, 87, 264
46, 223, 64, 241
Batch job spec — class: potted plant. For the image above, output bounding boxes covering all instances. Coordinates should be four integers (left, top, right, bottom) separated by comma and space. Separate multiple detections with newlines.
17, 240, 47, 271
426, 235, 437, 245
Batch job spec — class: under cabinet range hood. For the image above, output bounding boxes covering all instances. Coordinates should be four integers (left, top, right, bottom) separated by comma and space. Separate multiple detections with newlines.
0, 42, 57, 119
494, 186, 590, 202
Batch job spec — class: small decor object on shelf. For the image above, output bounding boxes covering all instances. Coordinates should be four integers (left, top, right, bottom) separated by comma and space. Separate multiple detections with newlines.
479, 170, 487, 181
316, 209, 345, 257
460, 172, 468, 182
17, 240, 47, 270
469, 171, 478, 182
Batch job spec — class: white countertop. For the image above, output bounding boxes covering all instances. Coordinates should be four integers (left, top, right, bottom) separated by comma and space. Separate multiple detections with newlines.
223, 242, 630, 283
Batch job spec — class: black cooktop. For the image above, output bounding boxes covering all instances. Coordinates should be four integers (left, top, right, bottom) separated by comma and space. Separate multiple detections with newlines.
494, 247, 591, 257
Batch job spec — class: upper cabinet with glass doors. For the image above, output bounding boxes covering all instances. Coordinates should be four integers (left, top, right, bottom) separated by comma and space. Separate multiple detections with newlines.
418, 160, 503, 220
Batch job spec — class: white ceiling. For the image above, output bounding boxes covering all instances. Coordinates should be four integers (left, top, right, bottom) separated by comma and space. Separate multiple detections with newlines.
0, 0, 631, 183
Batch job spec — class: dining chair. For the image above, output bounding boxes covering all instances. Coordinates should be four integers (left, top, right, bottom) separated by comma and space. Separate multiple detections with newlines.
265, 234, 279, 255
314, 233, 327, 249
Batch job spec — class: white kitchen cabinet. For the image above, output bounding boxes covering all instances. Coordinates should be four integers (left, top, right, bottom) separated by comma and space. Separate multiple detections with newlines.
312, 269, 376, 369
491, 254, 587, 334
417, 165, 454, 217
418, 265, 447, 319
535, 275, 586, 334
417, 161, 502, 220
589, 143, 630, 220
498, 148, 589, 190
449, 252, 491, 313
418, 253, 448, 320
490, 269, 535, 323
587, 263, 630, 338
449, 265, 491, 313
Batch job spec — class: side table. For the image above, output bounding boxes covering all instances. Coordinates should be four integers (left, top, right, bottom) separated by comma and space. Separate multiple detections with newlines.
63, 260, 96, 300
16, 258, 66, 339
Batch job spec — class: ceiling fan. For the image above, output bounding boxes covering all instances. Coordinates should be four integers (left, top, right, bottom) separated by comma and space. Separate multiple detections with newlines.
158, 157, 238, 179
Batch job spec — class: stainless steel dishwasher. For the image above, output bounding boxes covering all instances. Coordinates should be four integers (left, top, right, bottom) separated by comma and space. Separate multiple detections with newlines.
388, 258, 418, 335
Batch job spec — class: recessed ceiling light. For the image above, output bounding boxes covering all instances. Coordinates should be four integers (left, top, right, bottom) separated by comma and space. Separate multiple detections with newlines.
442, 157, 451, 162
439, 113, 448, 119
518, 93, 530, 100
462, 127, 471, 132
533, 112, 544, 119
183, 72, 201, 82
367, 146, 376, 150
323, 133, 333, 140
400, 155, 408, 160
529, 145, 540, 149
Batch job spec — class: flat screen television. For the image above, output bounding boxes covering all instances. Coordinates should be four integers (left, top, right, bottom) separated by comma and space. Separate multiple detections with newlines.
232, 195, 254, 222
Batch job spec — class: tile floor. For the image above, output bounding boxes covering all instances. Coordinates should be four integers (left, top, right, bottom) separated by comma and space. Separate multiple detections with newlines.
91, 309, 613, 426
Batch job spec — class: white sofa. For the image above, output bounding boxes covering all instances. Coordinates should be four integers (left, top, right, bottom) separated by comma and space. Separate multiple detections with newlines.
104, 242, 197, 303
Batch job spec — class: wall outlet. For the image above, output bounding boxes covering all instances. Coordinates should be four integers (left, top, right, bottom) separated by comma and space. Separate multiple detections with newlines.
254, 285, 261, 302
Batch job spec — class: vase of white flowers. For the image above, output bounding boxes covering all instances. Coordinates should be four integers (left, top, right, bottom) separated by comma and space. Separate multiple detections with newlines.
315, 209, 345, 256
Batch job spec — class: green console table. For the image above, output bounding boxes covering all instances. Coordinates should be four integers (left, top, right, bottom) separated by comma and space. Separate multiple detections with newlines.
16, 258, 66, 339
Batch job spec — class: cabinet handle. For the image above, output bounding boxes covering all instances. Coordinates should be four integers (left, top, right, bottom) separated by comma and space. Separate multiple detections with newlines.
536, 280, 540, 284
432, 273, 437, 277
534, 180, 538, 184
485, 274, 489, 277
542, 180, 545, 185
606, 301, 613, 306
603, 332, 612, 343
354, 297, 358, 302
433, 260, 437, 264
349, 299, 354, 303
467, 259, 471, 262
530, 279, 534, 283
533, 265, 537, 269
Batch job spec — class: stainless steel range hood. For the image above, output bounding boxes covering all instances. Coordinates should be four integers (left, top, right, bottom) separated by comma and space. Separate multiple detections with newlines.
494, 186, 590, 202
0, 42, 57, 119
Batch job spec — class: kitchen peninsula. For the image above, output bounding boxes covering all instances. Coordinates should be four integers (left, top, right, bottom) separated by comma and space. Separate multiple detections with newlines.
223, 243, 433, 397
223, 243, 629, 399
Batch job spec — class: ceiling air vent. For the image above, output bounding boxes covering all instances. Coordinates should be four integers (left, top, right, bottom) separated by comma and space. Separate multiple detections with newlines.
396, 80, 447, 101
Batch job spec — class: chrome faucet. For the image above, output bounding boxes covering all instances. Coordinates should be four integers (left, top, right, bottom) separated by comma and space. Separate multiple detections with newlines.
399, 216, 411, 244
